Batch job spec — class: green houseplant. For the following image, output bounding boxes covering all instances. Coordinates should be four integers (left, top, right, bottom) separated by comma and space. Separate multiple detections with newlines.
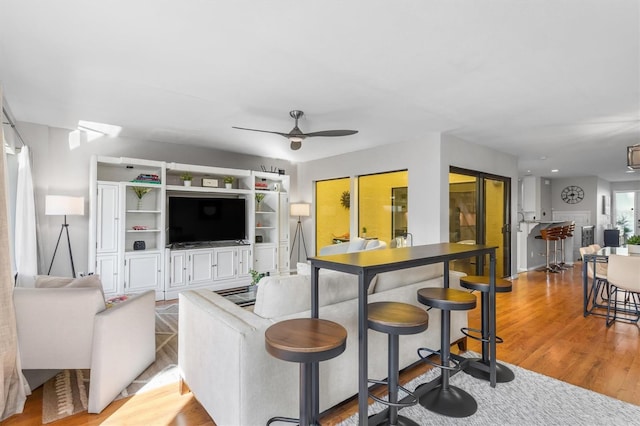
626, 235, 640, 254
180, 172, 193, 187
131, 186, 152, 209
255, 193, 265, 211
224, 176, 234, 189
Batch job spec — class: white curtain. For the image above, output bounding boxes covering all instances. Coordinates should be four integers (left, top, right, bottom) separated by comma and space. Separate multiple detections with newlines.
0, 143, 27, 419
14, 146, 38, 283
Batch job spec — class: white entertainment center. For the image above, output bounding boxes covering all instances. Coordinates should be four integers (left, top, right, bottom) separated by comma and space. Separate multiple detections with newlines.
88, 155, 290, 300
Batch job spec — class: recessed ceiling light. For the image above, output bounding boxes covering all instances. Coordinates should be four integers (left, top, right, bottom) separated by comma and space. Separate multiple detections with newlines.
540, 156, 547, 160
551, 169, 559, 173
527, 170, 531, 173
626, 170, 635, 174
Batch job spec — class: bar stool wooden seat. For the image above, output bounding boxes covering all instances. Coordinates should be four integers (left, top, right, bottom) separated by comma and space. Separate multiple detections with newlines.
538, 226, 562, 272
367, 302, 429, 426
265, 318, 347, 426
459, 275, 515, 383
557, 222, 575, 270
415, 288, 477, 418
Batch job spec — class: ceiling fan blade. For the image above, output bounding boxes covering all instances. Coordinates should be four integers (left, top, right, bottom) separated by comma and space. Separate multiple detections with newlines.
304, 130, 359, 137
231, 126, 289, 138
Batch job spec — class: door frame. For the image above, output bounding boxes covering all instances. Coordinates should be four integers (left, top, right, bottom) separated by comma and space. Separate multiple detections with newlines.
450, 166, 512, 277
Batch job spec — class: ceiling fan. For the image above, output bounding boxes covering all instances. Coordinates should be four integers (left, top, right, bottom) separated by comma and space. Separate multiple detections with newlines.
233, 110, 358, 150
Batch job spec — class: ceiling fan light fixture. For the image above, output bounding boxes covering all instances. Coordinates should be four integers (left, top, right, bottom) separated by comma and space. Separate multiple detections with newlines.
290, 140, 302, 150
289, 135, 304, 143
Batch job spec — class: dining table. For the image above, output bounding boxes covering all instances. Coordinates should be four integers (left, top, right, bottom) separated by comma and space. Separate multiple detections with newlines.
308, 242, 498, 425
582, 246, 636, 317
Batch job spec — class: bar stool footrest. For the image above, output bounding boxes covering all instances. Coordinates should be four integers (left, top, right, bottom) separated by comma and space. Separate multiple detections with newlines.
417, 347, 461, 371
460, 327, 504, 344
267, 416, 300, 425
367, 379, 419, 408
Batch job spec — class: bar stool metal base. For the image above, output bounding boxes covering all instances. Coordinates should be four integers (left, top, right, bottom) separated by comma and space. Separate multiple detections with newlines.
416, 383, 478, 418
463, 357, 515, 383
369, 413, 420, 426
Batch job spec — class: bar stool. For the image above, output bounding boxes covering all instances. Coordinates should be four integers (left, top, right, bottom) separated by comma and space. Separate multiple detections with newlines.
415, 288, 477, 418
265, 318, 347, 426
367, 302, 429, 426
459, 275, 515, 383
538, 226, 562, 273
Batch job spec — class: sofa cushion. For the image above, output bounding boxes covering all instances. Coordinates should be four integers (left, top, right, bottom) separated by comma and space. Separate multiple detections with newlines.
373, 263, 444, 293
346, 237, 367, 253
253, 271, 377, 319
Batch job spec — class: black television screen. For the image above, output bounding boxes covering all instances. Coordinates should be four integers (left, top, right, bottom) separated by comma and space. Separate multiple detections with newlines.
168, 197, 246, 243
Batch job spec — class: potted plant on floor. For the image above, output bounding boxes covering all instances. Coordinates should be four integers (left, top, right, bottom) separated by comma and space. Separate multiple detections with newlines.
626, 235, 640, 254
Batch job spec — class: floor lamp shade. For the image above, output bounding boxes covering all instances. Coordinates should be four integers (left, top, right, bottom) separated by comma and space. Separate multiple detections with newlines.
45, 195, 85, 216
290, 203, 310, 217
45, 195, 84, 278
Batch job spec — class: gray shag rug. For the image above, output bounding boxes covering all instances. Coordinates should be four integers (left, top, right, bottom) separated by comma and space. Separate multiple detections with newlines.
339, 352, 640, 425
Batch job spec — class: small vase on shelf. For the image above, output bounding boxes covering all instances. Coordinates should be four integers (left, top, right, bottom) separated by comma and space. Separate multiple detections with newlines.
137, 199, 143, 210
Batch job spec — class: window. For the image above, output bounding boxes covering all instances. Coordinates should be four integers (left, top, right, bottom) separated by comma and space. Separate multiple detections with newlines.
315, 177, 351, 254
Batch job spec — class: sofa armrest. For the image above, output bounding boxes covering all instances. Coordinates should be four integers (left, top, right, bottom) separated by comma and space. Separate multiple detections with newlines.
88, 290, 156, 413
319, 242, 348, 256
13, 287, 106, 369
179, 290, 274, 426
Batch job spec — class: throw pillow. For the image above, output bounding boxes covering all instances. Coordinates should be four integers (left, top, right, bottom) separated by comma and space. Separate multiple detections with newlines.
34, 275, 74, 288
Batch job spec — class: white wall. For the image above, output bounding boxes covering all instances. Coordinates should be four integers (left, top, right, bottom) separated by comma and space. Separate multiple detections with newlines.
298, 133, 519, 277
17, 121, 296, 276
297, 135, 442, 256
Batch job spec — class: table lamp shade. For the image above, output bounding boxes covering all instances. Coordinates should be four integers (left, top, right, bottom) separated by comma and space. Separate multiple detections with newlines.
45, 195, 85, 216
290, 203, 310, 217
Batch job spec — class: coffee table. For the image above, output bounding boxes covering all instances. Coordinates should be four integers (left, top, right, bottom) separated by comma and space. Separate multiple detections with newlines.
218, 286, 257, 307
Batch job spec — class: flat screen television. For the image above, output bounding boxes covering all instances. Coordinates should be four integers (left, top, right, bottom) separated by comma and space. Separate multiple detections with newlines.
168, 196, 246, 243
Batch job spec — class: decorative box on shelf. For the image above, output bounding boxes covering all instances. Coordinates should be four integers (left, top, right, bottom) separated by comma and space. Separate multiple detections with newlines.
202, 178, 219, 188
255, 181, 269, 190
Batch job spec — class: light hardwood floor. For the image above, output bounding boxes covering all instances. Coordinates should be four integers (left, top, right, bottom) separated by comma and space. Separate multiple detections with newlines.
5, 262, 640, 425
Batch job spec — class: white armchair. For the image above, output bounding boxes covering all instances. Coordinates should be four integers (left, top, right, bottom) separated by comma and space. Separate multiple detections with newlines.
13, 280, 156, 413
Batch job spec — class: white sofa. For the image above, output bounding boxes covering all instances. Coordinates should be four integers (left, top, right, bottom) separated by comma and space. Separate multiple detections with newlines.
13, 275, 156, 413
319, 237, 387, 256
179, 263, 467, 426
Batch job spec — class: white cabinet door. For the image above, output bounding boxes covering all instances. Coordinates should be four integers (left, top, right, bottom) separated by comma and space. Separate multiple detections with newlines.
97, 182, 120, 253
214, 247, 237, 280
96, 254, 119, 295
254, 244, 277, 273
190, 249, 214, 285
169, 251, 187, 289
238, 246, 251, 278
279, 193, 289, 242
278, 242, 289, 274
124, 252, 161, 292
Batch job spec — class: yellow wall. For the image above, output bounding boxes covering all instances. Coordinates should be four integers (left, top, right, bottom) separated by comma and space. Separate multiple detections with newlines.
358, 170, 408, 245
316, 178, 351, 253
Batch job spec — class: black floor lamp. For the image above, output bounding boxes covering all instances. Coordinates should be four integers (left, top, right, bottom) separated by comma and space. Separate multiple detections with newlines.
45, 195, 85, 278
290, 203, 310, 262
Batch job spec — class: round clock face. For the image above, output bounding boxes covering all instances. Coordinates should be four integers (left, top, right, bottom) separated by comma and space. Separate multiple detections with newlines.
561, 185, 584, 204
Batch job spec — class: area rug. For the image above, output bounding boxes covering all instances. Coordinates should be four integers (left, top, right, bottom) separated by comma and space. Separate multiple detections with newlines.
339, 352, 640, 425
42, 303, 179, 424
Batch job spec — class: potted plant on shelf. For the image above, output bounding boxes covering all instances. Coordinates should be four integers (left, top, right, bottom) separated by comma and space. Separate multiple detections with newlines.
627, 235, 640, 254
224, 176, 234, 189
362, 226, 367, 238
131, 186, 152, 209
180, 172, 193, 187
255, 193, 265, 211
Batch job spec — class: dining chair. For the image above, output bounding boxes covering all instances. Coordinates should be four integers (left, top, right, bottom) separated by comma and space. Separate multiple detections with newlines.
580, 246, 609, 307
605, 254, 640, 327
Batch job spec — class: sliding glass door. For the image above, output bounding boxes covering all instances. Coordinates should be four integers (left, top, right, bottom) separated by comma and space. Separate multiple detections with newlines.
449, 167, 511, 277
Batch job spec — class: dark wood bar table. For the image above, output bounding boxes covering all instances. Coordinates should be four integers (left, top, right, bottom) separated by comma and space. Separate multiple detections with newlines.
309, 242, 498, 425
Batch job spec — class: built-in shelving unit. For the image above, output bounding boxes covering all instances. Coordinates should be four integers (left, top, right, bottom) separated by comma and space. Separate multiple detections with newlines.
89, 155, 290, 300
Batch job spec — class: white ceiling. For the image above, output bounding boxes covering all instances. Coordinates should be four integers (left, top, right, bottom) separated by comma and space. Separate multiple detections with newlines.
1, 0, 638, 181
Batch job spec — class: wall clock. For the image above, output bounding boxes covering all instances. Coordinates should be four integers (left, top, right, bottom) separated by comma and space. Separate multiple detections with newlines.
561, 185, 584, 204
